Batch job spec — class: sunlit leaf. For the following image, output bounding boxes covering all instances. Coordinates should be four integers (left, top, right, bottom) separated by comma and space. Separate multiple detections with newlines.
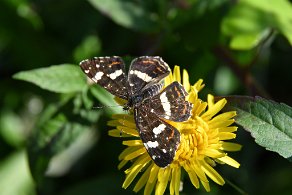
0, 151, 35, 195
222, 0, 292, 49
13, 64, 87, 93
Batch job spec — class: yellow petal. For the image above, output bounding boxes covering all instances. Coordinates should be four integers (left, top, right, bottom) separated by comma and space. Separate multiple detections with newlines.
191, 161, 209, 183
144, 165, 159, 195
193, 102, 208, 116
218, 132, 236, 140
118, 159, 128, 170
124, 147, 146, 160
219, 126, 238, 133
173, 66, 181, 83
111, 114, 135, 122
123, 140, 143, 146
201, 160, 225, 185
149, 165, 160, 183
183, 69, 191, 92
202, 96, 227, 120
119, 146, 141, 160
123, 154, 150, 189
187, 91, 198, 104
209, 119, 236, 130
133, 164, 152, 193
174, 166, 181, 195
107, 120, 121, 126
220, 142, 242, 151
218, 156, 240, 168
204, 148, 226, 158
118, 119, 137, 128
201, 180, 210, 192
208, 111, 236, 125
116, 126, 139, 137
184, 163, 199, 188
164, 70, 173, 86
193, 79, 205, 92
156, 167, 171, 195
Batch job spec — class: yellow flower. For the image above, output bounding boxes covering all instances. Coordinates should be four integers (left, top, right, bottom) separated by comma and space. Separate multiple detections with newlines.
108, 66, 241, 194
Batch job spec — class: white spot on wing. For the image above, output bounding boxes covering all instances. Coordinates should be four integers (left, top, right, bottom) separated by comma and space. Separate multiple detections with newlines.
160, 92, 171, 115
162, 149, 167, 153
153, 124, 166, 135
84, 69, 89, 73
146, 141, 159, 148
129, 70, 152, 82
94, 72, 104, 81
108, 69, 123, 80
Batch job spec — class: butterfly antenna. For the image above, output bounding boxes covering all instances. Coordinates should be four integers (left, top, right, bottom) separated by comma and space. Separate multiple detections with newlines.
92, 104, 123, 109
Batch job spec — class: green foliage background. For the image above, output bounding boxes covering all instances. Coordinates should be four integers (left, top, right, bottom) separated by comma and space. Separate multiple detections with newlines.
1, 0, 292, 194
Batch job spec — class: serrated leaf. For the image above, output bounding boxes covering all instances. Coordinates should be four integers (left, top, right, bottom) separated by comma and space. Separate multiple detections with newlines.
88, 0, 158, 32
222, 96, 292, 161
221, 0, 292, 49
13, 64, 87, 93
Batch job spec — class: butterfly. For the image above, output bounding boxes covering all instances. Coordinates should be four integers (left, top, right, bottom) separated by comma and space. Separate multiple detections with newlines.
79, 56, 192, 167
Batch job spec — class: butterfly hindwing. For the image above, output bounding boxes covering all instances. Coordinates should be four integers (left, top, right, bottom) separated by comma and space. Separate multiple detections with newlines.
79, 56, 128, 99
150, 81, 193, 122
134, 108, 180, 168
128, 56, 170, 95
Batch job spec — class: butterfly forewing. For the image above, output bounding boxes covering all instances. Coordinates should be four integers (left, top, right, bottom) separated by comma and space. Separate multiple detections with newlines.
79, 56, 128, 100
150, 81, 193, 122
134, 108, 180, 168
128, 56, 170, 95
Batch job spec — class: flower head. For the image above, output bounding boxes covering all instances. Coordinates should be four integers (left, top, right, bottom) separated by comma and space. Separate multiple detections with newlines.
108, 66, 241, 194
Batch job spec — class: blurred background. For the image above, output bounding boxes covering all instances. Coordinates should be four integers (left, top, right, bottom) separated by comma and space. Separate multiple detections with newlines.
0, 0, 292, 195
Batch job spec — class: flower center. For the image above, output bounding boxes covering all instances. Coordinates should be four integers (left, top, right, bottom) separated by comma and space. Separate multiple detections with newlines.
173, 117, 210, 164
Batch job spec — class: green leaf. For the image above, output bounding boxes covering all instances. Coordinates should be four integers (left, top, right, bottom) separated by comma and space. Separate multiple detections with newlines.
0, 110, 25, 147
73, 35, 101, 63
222, 0, 292, 49
222, 96, 292, 161
88, 0, 158, 32
13, 64, 87, 93
27, 114, 93, 183
0, 151, 35, 195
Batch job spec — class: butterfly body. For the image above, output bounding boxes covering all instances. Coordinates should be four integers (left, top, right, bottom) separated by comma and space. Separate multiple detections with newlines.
80, 56, 192, 167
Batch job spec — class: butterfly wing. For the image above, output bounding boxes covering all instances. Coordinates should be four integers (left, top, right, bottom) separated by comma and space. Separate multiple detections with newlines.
79, 56, 128, 100
134, 107, 180, 167
150, 81, 193, 122
128, 56, 170, 95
